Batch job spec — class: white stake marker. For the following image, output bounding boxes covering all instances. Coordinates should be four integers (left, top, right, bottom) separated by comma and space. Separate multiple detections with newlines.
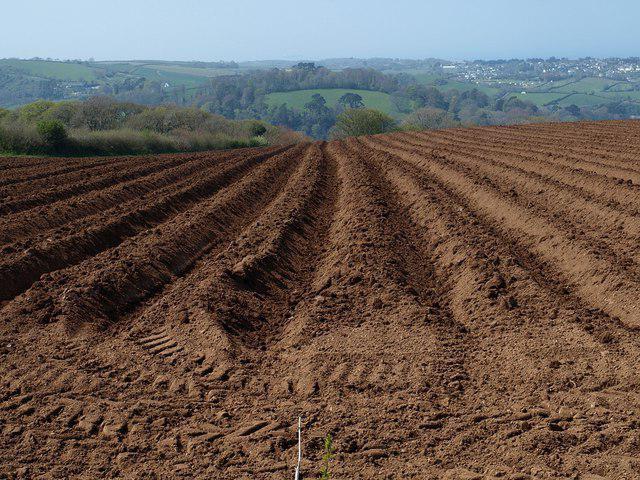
294, 416, 302, 480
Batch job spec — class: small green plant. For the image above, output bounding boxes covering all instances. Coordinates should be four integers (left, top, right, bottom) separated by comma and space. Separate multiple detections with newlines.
319, 433, 334, 480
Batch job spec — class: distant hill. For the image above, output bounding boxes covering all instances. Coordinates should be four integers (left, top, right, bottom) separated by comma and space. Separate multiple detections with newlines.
2, 57, 640, 140
3, 57, 640, 109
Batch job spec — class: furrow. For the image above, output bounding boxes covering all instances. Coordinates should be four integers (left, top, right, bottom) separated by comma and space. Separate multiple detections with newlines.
0, 146, 284, 246
490, 129, 640, 170
499, 122, 640, 154
417, 128, 640, 184
352, 136, 640, 457
6, 123, 640, 478
360, 136, 640, 328
0, 148, 268, 202
444, 125, 640, 174
158, 345, 183, 358
149, 342, 178, 354
0, 157, 59, 171
218, 142, 339, 347
122, 141, 337, 369
223, 143, 331, 295
0, 145, 293, 304
0, 155, 137, 189
1, 144, 307, 330
480, 122, 640, 149
277, 138, 470, 395
400, 130, 640, 215
0, 153, 193, 214
138, 332, 169, 344
372, 135, 640, 269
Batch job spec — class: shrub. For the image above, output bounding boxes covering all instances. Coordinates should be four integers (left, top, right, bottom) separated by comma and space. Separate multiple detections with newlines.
330, 108, 397, 139
263, 124, 309, 145
248, 121, 267, 137
70, 128, 176, 155
401, 107, 460, 131
0, 122, 46, 154
126, 106, 209, 134
44, 101, 79, 126
18, 100, 55, 123
37, 120, 68, 151
69, 128, 259, 156
0, 98, 303, 156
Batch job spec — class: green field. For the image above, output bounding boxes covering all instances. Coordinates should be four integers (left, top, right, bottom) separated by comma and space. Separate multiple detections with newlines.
387, 71, 443, 83
555, 93, 613, 107
436, 80, 502, 97
100, 61, 247, 88
606, 90, 640, 101
408, 73, 502, 97
538, 78, 577, 91
0, 59, 237, 88
265, 89, 399, 116
0, 59, 98, 81
147, 64, 238, 78
504, 91, 640, 107
133, 66, 210, 89
548, 77, 615, 93
512, 76, 640, 107
504, 92, 567, 106
553, 92, 640, 106
607, 82, 640, 92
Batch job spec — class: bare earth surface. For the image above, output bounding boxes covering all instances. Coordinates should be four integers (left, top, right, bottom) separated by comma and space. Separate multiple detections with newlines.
2, 121, 640, 479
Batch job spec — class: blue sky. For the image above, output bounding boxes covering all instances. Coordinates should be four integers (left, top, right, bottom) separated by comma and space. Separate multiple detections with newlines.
1, 0, 638, 61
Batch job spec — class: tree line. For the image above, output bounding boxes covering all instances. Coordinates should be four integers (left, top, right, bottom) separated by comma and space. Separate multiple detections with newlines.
165, 63, 551, 138
0, 97, 302, 156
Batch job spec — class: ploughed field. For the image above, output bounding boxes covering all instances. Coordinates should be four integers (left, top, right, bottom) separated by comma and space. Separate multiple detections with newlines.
2, 121, 640, 479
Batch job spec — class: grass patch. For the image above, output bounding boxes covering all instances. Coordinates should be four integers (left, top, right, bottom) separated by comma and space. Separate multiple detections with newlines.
554, 93, 630, 107
503, 92, 568, 106
406, 73, 502, 97
430, 80, 501, 97
0, 59, 98, 81
549, 77, 615, 93
132, 66, 208, 89
147, 64, 237, 78
607, 82, 640, 92
604, 91, 640, 102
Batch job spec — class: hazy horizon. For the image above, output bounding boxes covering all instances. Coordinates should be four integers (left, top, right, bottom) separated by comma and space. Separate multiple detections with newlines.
2, 0, 639, 62
4, 55, 640, 63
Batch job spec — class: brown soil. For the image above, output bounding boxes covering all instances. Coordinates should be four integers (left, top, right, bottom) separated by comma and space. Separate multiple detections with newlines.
2, 121, 640, 479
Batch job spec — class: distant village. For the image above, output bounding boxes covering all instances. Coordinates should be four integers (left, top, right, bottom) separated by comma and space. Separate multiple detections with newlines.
437, 57, 640, 82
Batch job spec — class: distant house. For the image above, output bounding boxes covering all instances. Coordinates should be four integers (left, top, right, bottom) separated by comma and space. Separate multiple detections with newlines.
442, 65, 457, 70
